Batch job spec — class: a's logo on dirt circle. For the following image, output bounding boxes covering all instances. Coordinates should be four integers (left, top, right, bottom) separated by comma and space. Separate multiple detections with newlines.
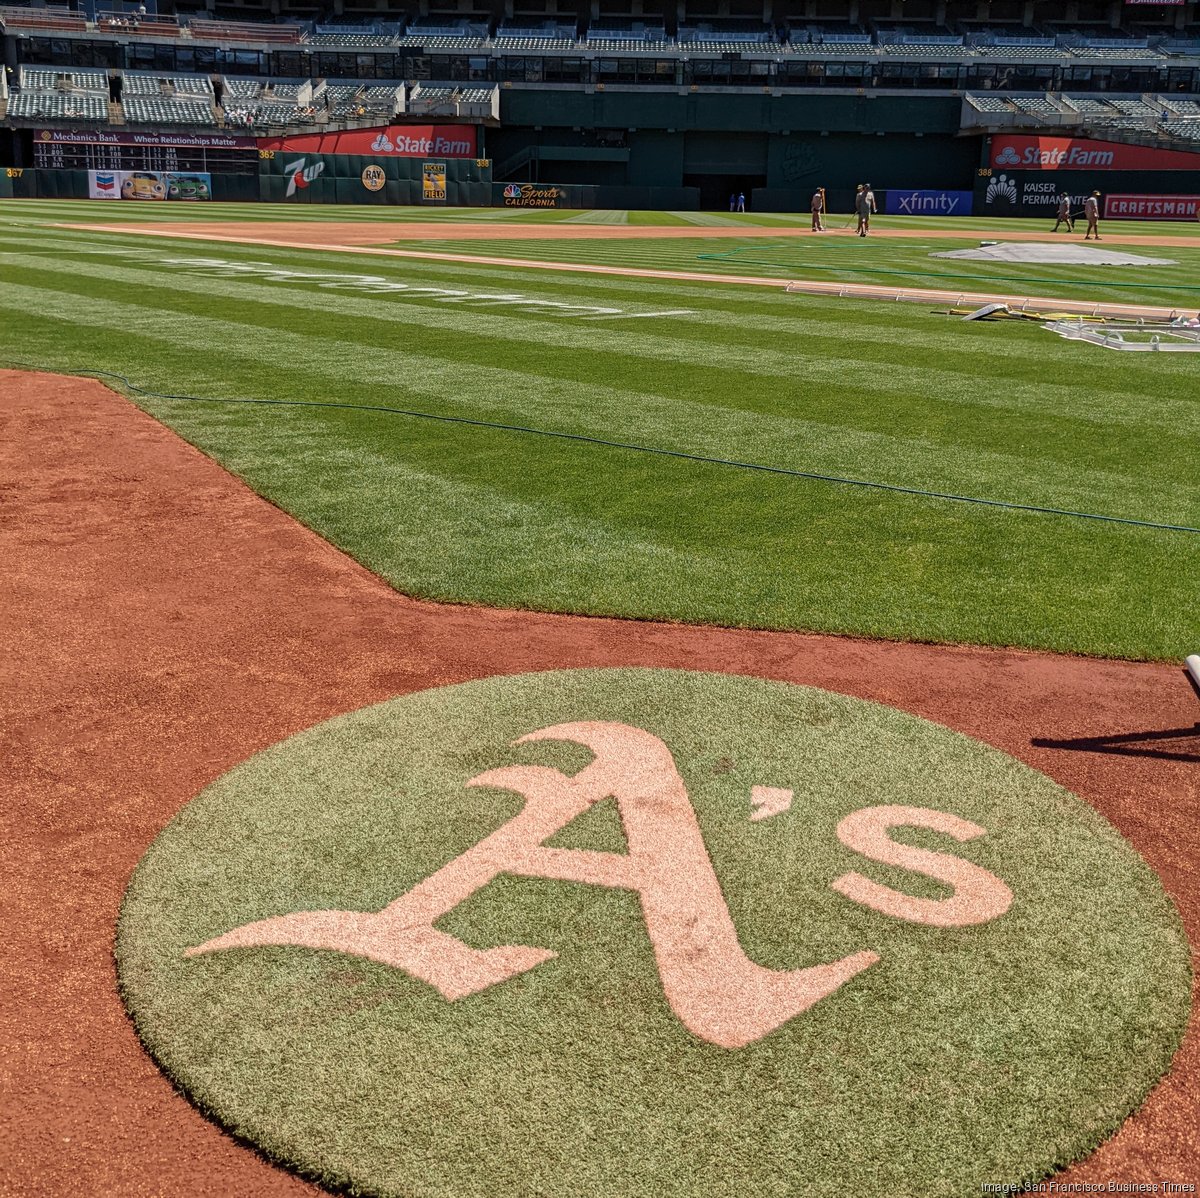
187, 719, 1012, 1048
118, 669, 1189, 1198
360, 164, 386, 192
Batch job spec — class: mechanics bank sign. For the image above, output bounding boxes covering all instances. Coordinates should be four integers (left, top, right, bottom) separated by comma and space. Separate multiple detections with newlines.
990, 135, 1200, 172
885, 189, 973, 216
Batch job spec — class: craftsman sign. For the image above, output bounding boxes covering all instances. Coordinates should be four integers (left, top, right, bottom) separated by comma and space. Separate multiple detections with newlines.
1104, 193, 1200, 220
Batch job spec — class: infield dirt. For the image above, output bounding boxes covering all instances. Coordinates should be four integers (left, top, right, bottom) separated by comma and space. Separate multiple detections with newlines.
66, 219, 1200, 248
2, 369, 1197, 1195
62, 220, 1200, 319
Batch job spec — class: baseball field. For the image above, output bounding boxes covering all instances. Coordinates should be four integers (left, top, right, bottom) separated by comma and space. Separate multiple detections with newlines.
2, 198, 1197, 1198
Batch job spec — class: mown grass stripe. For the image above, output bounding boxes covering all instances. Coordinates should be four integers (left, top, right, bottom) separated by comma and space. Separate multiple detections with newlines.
4, 202, 1197, 658
1, 270, 1194, 528
390, 233, 1200, 309
6, 243, 1198, 449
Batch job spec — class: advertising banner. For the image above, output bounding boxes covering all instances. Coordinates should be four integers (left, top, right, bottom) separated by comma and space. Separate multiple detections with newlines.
978, 171, 1088, 216
884, 189, 973, 217
88, 170, 123, 199
165, 172, 213, 200
281, 156, 326, 198
422, 161, 447, 202
42, 128, 254, 149
497, 182, 569, 209
360, 164, 386, 193
87, 170, 212, 200
990, 135, 1200, 172
978, 166, 1200, 217
1104, 193, 1200, 220
259, 125, 477, 159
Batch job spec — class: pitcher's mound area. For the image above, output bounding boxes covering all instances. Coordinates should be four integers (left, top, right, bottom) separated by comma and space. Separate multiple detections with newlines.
117, 668, 1189, 1198
933, 242, 1178, 266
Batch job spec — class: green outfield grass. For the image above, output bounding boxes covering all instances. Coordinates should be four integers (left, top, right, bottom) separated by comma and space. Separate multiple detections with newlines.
12, 197, 1200, 235
403, 233, 1200, 310
2, 199, 1197, 659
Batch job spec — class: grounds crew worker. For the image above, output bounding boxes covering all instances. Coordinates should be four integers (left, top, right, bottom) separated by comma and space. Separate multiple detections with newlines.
1052, 193, 1073, 233
855, 184, 877, 237
1084, 191, 1102, 241
811, 187, 826, 232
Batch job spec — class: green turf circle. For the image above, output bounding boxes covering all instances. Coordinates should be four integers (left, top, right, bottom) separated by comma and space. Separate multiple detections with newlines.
117, 668, 1189, 1198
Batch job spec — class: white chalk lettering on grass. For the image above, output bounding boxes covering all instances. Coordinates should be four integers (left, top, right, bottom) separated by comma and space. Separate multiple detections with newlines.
131, 251, 690, 319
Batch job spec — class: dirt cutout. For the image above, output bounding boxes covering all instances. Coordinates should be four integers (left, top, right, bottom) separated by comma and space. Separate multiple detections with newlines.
3, 369, 1197, 1195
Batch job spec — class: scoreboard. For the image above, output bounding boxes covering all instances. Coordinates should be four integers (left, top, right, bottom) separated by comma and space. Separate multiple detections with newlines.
32, 129, 258, 175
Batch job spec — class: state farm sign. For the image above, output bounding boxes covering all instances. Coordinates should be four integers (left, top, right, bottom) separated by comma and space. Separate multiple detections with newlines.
990, 135, 1200, 172
259, 124, 477, 159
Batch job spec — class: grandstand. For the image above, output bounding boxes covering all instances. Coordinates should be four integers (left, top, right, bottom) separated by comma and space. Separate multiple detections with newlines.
122, 95, 216, 126
7, 64, 108, 122
306, 25, 400, 47
493, 23, 577, 50
122, 72, 213, 97
0, 0, 1197, 208
7, 91, 107, 120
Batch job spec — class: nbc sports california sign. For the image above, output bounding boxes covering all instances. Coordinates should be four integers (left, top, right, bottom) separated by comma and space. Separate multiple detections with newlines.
500, 182, 568, 207
118, 670, 1189, 1197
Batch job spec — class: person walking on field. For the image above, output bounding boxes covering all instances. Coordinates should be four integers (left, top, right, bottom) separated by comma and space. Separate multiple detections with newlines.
736, 191, 746, 213
1083, 190, 1102, 240
1052, 193, 1073, 233
855, 183, 876, 237
811, 187, 826, 232
729, 193, 737, 212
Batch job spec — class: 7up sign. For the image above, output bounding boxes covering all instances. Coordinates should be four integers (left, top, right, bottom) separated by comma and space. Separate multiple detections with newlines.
118, 669, 1190, 1198
283, 156, 325, 198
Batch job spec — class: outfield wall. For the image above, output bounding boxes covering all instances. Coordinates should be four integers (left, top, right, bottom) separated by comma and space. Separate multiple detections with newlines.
8, 123, 1200, 215
5, 119, 980, 209
4, 165, 699, 211
975, 133, 1200, 220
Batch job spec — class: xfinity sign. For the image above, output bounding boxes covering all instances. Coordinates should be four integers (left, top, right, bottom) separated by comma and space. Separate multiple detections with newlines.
885, 189, 973, 216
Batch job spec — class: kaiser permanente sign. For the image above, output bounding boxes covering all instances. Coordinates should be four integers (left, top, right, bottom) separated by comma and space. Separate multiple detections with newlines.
990, 134, 1200, 171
